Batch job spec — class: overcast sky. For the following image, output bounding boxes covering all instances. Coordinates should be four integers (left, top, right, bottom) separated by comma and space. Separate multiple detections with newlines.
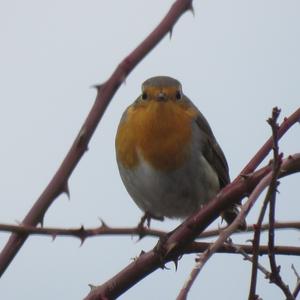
0, 1, 300, 299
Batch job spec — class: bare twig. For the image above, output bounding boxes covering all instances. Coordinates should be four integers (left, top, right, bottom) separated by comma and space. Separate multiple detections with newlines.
248, 188, 271, 300
226, 239, 270, 278
200, 221, 300, 239
291, 264, 300, 299
0, 0, 194, 277
266, 108, 294, 300
249, 107, 282, 300
292, 265, 300, 281
187, 243, 300, 257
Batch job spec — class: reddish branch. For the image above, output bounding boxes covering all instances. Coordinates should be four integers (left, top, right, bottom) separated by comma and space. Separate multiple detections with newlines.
0, 0, 194, 276
0, 221, 299, 241
248, 182, 272, 300
1, 221, 300, 256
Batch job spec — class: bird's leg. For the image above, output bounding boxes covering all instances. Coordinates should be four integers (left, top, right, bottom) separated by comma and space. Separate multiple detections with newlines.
137, 212, 164, 239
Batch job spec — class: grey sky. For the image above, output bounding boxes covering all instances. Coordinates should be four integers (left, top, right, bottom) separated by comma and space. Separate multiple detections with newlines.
0, 1, 299, 299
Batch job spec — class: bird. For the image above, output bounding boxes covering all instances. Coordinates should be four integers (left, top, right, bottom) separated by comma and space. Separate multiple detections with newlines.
115, 76, 245, 229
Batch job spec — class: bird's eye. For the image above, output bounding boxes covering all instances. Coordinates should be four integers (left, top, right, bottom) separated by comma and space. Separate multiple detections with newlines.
142, 92, 148, 100
175, 90, 181, 100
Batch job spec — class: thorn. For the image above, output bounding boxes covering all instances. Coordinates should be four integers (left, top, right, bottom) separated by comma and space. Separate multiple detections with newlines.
51, 234, 57, 241
79, 224, 85, 231
169, 28, 173, 40
63, 182, 70, 199
139, 250, 146, 257
188, 3, 195, 16
98, 218, 109, 228
136, 229, 146, 242
91, 83, 103, 93
76, 225, 86, 246
88, 284, 98, 291
173, 258, 179, 271
39, 215, 45, 228
79, 237, 86, 247
276, 265, 281, 273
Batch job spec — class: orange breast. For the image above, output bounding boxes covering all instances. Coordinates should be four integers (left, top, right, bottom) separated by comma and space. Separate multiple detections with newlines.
116, 100, 198, 171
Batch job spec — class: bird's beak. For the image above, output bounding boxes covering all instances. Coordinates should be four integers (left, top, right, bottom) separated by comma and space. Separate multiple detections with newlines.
157, 92, 166, 101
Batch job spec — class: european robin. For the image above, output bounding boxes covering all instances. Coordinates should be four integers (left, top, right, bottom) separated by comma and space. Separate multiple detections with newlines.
115, 76, 244, 228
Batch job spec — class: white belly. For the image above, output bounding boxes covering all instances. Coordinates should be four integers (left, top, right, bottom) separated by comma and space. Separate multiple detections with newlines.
117, 152, 220, 219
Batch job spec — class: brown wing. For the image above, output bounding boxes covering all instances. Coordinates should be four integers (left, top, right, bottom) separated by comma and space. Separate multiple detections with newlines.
186, 98, 246, 229
195, 110, 230, 188
182, 95, 230, 188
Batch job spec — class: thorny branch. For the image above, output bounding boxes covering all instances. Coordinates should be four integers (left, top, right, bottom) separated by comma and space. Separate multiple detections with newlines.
0, 222, 300, 258
0, 221, 299, 242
